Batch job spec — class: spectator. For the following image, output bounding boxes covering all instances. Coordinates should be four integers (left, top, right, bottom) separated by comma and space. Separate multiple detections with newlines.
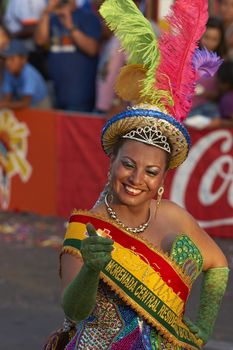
95, 35, 126, 114
200, 16, 226, 56
189, 17, 225, 120
35, 0, 101, 112
3, 0, 48, 77
207, 60, 233, 128
219, 0, 233, 30
0, 39, 51, 110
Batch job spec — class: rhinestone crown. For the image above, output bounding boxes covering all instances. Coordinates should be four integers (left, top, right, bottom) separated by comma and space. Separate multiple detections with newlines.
122, 125, 171, 153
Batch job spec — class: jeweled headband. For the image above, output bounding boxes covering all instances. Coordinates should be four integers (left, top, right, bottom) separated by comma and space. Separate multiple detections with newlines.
122, 125, 171, 153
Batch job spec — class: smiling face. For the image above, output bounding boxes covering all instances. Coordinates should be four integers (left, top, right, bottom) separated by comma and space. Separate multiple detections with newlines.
110, 140, 167, 208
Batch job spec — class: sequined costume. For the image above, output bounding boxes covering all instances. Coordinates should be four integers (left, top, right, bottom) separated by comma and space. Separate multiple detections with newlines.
65, 234, 203, 350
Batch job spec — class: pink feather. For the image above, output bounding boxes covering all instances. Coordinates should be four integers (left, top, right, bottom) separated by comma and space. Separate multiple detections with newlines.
155, 0, 208, 122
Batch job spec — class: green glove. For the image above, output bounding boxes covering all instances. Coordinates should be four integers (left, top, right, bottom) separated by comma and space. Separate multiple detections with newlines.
183, 316, 207, 343
61, 223, 114, 323
184, 267, 229, 344
81, 223, 114, 272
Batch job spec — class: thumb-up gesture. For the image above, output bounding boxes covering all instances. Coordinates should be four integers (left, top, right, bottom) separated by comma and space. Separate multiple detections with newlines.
80, 223, 114, 272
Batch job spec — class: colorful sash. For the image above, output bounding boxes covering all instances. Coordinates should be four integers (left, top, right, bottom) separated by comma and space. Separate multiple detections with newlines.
61, 210, 203, 350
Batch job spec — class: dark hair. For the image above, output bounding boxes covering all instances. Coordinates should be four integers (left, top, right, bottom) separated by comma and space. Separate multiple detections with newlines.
217, 60, 233, 88
200, 16, 226, 56
111, 137, 172, 171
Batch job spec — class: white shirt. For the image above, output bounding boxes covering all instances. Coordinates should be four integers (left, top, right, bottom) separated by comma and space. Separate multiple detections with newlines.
4, 0, 47, 33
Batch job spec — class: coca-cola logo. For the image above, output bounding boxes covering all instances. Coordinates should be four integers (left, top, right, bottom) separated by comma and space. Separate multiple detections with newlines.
170, 130, 233, 229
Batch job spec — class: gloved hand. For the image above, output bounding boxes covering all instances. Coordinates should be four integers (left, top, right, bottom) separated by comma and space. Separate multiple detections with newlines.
183, 316, 206, 343
184, 267, 229, 344
62, 223, 114, 323
80, 223, 114, 272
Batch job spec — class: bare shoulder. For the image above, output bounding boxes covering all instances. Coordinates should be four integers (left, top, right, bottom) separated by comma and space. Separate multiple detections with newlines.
158, 200, 228, 270
157, 199, 197, 234
158, 199, 192, 226
160, 199, 185, 213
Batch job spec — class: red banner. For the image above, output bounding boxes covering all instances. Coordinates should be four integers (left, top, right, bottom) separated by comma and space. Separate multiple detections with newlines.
56, 113, 109, 216
1, 109, 232, 238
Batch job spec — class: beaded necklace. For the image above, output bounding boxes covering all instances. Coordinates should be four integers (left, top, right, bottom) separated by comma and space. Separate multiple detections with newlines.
104, 194, 151, 234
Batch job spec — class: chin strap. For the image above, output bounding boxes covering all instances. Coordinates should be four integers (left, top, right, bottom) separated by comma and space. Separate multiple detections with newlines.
184, 267, 229, 344
61, 223, 114, 323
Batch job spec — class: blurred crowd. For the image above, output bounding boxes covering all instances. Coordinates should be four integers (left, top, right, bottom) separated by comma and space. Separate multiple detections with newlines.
0, 0, 232, 128
187, 0, 233, 129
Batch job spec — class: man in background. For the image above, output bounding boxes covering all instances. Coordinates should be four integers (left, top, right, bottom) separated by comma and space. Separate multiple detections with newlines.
35, 0, 101, 112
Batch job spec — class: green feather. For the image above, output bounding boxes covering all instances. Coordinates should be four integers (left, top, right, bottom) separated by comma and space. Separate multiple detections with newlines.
99, 0, 161, 102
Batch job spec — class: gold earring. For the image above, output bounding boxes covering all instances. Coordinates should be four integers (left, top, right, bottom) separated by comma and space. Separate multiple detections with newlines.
107, 170, 113, 201
156, 186, 164, 208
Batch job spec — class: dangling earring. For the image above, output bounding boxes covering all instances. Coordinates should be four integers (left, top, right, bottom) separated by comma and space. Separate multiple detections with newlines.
93, 170, 113, 208
107, 171, 114, 203
156, 186, 164, 209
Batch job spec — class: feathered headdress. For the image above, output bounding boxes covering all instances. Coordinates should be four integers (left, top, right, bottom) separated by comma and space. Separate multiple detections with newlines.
100, 0, 222, 168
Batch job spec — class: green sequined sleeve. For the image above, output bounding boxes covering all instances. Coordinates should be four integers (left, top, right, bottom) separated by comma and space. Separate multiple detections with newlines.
196, 267, 229, 343
184, 267, 229, 344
